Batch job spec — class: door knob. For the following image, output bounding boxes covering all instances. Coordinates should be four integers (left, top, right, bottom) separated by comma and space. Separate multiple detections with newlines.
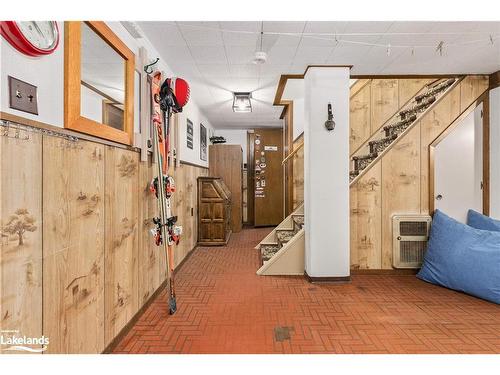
436, 194, 443, 200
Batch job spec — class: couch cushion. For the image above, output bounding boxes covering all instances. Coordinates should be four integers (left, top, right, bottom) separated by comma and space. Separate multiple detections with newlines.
417, 210, 500, 304
467, 209, 500, 232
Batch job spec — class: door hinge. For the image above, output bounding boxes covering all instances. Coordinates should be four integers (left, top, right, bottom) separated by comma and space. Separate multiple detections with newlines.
481, 109, 483, 118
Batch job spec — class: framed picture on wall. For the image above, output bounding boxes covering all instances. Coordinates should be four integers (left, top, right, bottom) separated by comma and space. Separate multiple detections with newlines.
200, 123, 207, 161
187, 118, 193, 149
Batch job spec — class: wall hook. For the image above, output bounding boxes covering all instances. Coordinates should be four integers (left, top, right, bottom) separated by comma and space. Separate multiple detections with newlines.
144, 58, 160, 74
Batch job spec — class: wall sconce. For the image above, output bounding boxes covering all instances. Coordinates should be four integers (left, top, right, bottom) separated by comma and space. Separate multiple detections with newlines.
232, 92, 252, 113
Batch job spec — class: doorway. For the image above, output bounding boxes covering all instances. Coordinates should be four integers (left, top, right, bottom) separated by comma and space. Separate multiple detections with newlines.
432, 103, 484, 223
252, 128, 284, 227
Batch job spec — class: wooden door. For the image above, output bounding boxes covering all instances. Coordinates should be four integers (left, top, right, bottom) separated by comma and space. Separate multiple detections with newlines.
254, 128, 284, 226
246, 131, 255, 225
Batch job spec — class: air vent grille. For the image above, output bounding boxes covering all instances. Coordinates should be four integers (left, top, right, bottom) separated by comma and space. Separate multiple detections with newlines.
400, 221, 427, 236
400, 241, 426, 264
393, 215, 432, 269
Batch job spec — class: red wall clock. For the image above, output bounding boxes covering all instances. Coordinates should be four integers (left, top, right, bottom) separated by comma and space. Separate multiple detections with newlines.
0, 21, 59, 57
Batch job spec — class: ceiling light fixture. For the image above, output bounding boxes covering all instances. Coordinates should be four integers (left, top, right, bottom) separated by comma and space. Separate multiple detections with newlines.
232, 92, 252, 113
252, 21, 267, 65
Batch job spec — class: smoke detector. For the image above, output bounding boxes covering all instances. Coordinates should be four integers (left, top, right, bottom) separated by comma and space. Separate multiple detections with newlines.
253, 51, 267, 65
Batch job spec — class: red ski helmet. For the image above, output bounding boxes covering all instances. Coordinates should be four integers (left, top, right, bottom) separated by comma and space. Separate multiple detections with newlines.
167, 77, 190, 108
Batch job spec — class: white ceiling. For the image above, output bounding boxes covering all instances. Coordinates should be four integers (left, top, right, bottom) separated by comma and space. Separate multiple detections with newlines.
137, 21, 500, 129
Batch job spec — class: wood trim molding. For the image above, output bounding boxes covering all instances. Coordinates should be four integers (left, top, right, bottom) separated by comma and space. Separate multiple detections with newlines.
428, 92, 490, 214
65, 21, 135, 145
351, 269, 418, 275
489, 70, 500, 89
292, 131, 304, 144
273, 74, 303, 106
283, 101, 294, 215
0, 111, 140, 152
179, 160, 209, 169
349, 79, 371, 99
304, 271, 351, 284
273, 67, 462, 115
351, 74, 460, 79
274, 66, 353, 113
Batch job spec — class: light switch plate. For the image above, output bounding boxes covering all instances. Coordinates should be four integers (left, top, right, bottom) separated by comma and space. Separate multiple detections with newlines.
8, 76, 38, 115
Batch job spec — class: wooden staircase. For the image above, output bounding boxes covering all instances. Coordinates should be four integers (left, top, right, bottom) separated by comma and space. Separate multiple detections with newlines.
255, 75, 486, 276
256, 204, 304, 275
350, 78, 459, 184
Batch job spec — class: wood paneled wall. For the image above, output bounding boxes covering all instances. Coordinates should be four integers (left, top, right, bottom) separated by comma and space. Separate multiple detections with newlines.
0, 131, 43, 353
0, 127, 207, 353
350, 78, 433, 154
350, 75, 489, 270
43, 138, 105, 353
288, 76, 489, 270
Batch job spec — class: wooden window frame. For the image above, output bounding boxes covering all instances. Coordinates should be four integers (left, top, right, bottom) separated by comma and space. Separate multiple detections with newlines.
64, 21, 135, 145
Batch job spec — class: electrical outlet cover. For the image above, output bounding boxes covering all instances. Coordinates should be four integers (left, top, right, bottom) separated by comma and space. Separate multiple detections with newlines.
8, 76, 38, 115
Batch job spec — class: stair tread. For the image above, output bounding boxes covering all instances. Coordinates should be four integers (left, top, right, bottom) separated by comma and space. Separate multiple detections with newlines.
293, 215, 304, 226
349, 78, 456, 185
276, 230, 295, 243
261, 244, 280, 262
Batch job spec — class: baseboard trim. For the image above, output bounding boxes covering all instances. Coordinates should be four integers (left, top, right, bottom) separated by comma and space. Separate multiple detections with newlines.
304, 271, 351, 284
351, 269, 419, 275
102, 245, 198, 354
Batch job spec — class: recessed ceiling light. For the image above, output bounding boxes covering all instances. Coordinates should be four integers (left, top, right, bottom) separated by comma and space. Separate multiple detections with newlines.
232, 92, 252, 113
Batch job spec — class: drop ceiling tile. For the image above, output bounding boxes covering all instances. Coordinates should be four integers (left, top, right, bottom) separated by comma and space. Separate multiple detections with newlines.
219, 21, 262, 32
168, 60, 200, 77
138, 22, 186, 46
271, 34, 302, 47
222, 31, 259, 46
469, 22, 500, 33
288, 63, 308, 74
178, 22, 224, 46
258, 64, 292, 76
266, 45, 299, 64
197, 64, 231, 77
263, 21, 306, 33
229, 64, 260, 78
299, 35, 339, 47
427, 22, 480, 34
293, 45, 332, 64
225, 45, 256, 64
139, 21, 500, 129
190, 46, 227, 64
342, 21, 394, 34
303, 21, 348, 34
157, 44, 194, 62
385, 22, 433, 34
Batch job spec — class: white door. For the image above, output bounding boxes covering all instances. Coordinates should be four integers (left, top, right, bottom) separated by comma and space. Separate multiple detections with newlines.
434, 103, 483, 223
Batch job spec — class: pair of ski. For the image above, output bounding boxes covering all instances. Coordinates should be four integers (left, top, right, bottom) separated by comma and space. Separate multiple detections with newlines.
149, 71, 182, 315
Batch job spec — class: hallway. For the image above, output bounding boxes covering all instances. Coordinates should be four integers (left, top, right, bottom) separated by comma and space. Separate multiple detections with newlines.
112, 228, 500, 354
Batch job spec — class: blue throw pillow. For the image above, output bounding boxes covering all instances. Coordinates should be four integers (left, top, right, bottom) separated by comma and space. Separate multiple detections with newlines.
417, 209, 500, 304
467, 209, 500, 232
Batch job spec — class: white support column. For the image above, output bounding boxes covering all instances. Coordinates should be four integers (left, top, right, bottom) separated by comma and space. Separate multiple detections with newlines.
304, 67, 350, 279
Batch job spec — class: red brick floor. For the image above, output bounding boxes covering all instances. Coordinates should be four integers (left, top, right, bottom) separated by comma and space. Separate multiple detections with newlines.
113, 227, 500, 354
